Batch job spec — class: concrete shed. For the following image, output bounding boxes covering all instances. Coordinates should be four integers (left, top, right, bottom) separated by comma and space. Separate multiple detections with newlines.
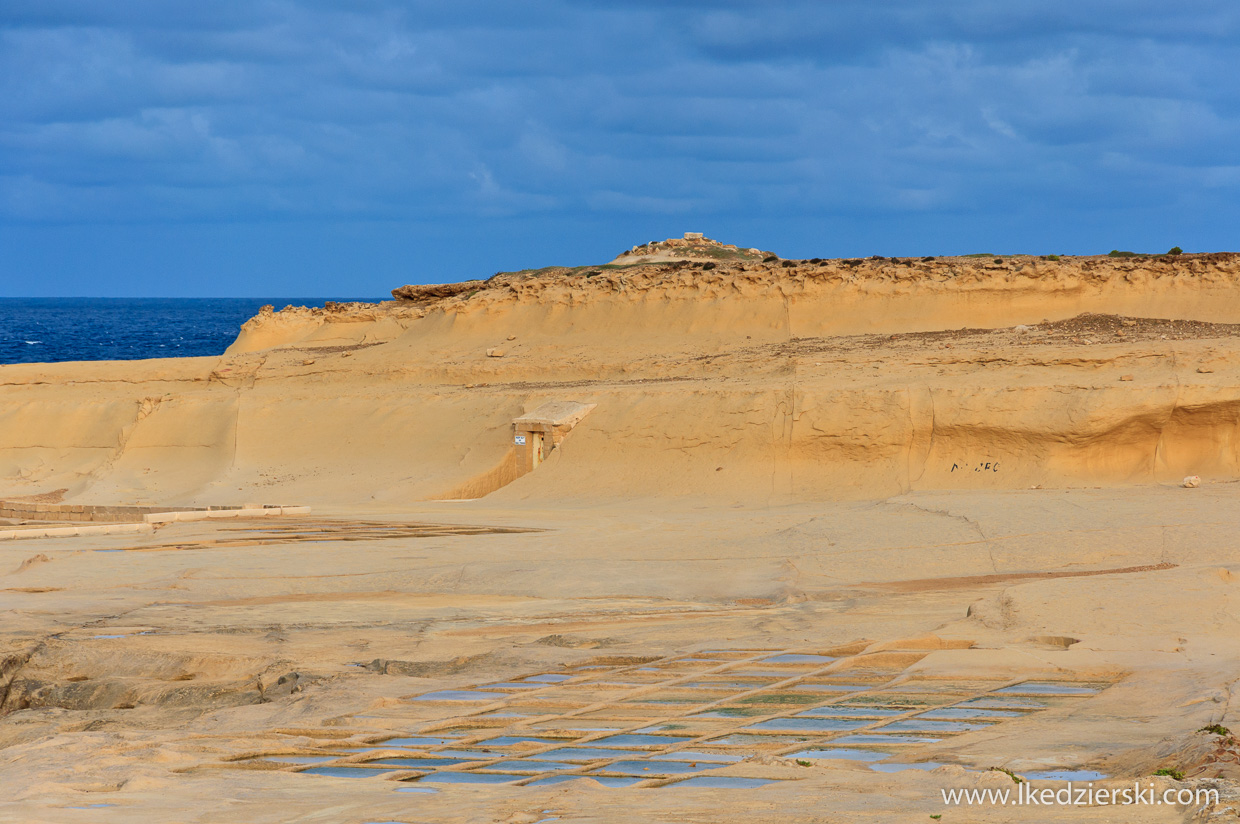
512, 401, 596, 472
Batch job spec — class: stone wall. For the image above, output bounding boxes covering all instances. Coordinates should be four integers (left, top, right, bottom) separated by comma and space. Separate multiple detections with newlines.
0, 502, 275, 523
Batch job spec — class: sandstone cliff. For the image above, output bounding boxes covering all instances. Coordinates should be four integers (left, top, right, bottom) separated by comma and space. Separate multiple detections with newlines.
1, 252, 1238, 505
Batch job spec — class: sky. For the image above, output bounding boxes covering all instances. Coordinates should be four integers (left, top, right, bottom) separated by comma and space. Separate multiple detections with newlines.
1, 1, 1238, 297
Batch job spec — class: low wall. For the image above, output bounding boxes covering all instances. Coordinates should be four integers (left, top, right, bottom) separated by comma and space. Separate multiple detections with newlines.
0, 502, 300, 524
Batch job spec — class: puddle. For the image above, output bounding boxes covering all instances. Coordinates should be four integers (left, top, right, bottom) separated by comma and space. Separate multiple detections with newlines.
918, 707, 1025, 720
870, 762, 946, 773
538, 748, 640, 761
790, 748, 888, 762
995, 682, 1100, 696
394, 786, 439, 794
649, 751, 744, 763
299, 766, 396, 778
760, 654, 837, 664
483, 760, 579, 773
598, 760, 727, 776
670, 776, 778, 788
744, 718, 869, 733
410, 690, 506, 702
878, 719, 995, 733
833, 734, 943, 745
419, 772, 526, 784
796, 706, 903, 718
65, 804, 117, 809
527, 775, 644, 788
269, 756, 340, 765
591, 734, 692, 747
524, 674, 573, 683
1024, 770, 1108, 781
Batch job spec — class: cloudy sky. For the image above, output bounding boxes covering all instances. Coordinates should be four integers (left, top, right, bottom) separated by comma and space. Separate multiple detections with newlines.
2, 1, 1238, 296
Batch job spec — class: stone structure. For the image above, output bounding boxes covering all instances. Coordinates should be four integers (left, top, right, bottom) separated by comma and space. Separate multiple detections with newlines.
0, 501, 304, 524
610, 234, 770, 266
512, 401, 596, 473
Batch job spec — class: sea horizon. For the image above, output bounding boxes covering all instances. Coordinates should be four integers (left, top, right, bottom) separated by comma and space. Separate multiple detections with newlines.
0, 297, 381, 366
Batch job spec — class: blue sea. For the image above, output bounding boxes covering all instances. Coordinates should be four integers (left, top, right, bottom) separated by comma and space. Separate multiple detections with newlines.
0, 298, 379, 365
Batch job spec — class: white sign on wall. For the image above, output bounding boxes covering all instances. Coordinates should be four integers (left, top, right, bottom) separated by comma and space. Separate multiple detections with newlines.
514, 434, 527, 446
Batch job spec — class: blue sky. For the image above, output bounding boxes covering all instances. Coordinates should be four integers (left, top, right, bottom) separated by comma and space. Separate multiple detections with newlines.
2, 1, 1238, 296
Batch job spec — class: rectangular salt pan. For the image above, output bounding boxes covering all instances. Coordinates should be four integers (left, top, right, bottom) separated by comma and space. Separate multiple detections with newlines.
995, 682, 1100, 696
745, 718, 869, 732
760, 654, 837, 664
834, 734, 943, 745
706, 734, 816, 746
526, 775, 644, 788
482, 760, 579, 772
419, 772, 525, 784
879, 719, 996, 733
918, 707, 1026, 720
959, 697, 1048, 710
299, 766, 396, 778
592, 734, 692, 747
598, 760, 727, 776
538, 748, 639, 761
365, 736, 459, 748
796, 706, 903, 718
365, 757, 471, 768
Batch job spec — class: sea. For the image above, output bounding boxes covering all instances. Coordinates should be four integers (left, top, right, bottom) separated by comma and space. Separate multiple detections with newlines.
0, 298, 379, 365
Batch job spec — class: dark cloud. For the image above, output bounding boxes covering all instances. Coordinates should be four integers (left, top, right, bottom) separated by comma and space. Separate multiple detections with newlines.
1, 1, 1238, 294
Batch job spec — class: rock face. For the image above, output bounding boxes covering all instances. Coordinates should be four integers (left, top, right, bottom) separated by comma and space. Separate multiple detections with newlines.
391, 280, 486, 301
